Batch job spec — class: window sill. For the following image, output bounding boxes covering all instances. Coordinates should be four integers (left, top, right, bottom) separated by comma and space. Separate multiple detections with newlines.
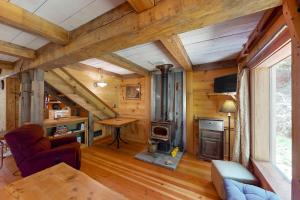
252, 159, 291, 200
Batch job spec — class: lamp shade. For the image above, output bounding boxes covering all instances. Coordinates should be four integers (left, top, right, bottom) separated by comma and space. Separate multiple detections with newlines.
219, 100, 236, 113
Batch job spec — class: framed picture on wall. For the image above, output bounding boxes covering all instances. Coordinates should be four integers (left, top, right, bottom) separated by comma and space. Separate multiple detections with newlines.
126, 84, 141, 100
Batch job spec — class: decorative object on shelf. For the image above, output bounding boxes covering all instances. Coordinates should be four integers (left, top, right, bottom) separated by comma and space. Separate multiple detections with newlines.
219, 100, 237, 161
94, 68, 108, 88
126, 84, 141, 100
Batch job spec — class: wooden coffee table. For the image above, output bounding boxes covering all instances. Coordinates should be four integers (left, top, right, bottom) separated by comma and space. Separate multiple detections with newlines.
97, 118, 138, 149
0, 163, 127, 200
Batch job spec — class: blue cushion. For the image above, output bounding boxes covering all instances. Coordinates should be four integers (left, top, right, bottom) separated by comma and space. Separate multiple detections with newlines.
224, 179, 281, 200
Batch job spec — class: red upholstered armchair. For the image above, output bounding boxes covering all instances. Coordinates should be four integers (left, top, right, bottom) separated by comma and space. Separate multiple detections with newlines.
5, 124, 81, 177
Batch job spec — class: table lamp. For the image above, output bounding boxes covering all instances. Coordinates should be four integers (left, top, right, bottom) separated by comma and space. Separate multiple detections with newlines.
219, 100, 236, 160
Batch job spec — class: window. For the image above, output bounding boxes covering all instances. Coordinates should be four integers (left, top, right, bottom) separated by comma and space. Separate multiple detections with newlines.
270, 56, 292, 180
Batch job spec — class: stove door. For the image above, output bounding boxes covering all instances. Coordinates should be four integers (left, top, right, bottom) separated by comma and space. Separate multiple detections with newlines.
151, 125, 169, 140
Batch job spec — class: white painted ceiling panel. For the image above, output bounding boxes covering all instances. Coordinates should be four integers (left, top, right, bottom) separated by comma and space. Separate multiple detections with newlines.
60, 0, 125, 31
115, 41, 179, 71
179, 12, 263, 65
0, 53, 19, 62
10, 0, 47, 12
0, 0, 126, 62
80, 58, 134, 75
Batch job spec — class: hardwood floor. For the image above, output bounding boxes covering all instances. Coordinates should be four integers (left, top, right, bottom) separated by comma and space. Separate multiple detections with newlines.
0, 139, 219, 200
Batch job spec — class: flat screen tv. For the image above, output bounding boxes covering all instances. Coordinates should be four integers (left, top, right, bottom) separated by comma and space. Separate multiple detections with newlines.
214, 74, 237, 93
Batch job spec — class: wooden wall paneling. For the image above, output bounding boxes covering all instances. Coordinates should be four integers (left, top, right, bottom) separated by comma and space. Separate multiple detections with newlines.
0, 78, 6, 131
119, 76, 151, 143
1, 0, 282, 79
30, 69, 44, 124
19, 72, 31, 125
62, 66, 120, 115
5, 77, 20, 131
189, 67, 238, 155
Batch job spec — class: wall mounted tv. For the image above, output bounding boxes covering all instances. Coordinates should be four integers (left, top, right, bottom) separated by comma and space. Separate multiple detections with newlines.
214, 74, 237, 93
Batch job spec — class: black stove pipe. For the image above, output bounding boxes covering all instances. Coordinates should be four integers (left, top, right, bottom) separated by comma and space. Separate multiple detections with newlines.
156, 64, 173, 121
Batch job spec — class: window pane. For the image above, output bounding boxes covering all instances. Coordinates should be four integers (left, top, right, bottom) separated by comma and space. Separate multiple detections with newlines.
272, 56, 292, 180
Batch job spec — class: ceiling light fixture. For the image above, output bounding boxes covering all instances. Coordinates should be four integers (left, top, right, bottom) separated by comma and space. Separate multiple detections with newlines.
94, 68, 108, 88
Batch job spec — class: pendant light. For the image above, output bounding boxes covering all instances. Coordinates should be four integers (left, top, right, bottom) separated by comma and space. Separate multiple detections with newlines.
94, 68, 108, 88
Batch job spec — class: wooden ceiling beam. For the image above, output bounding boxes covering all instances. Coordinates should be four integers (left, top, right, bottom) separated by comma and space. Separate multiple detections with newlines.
0, 60, 14, 70
127, 0, 155, 13
160, 35, 192, 71
98, 53, 149, 76
283, 0, 300, 45
193, 60, 237, 71
0, 40, 36, 59
1, 0, 281, 78
0, 1, 69, 45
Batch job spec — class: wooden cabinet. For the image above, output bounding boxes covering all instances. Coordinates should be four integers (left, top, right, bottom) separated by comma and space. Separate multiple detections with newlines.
198, 119, 224, 160
200, 130, 224, 160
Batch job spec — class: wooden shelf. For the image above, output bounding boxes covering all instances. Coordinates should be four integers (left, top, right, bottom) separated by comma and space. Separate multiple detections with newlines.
207, 92, 236, 100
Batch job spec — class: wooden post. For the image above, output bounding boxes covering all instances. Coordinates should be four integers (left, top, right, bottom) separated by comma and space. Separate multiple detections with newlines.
19, 72, 31, 125
186, 71, 194, 154
30, 69, 44, 124
88, 112, 94, 146
283, 1, 300, 198
291, 38, 300, 200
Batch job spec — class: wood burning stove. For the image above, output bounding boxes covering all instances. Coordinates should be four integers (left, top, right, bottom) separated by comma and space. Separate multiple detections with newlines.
150, 64, 175, 153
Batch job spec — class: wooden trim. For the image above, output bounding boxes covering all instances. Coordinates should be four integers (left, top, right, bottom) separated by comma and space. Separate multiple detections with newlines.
0, 40, 36, 59
127, 0, 155, 13
283, 0, 300, 46
240, 12, 286, 67
98, 53, 149, 76
0, 1, 69, 45
237, 8, 274, 61
252, 159, 291, 200
0, 60, 14, 70
160, 35, 192, 71
193, 60, 237, 71
248, 27, 291, 68
284, 2, 300, 198
2, 0, 282, 78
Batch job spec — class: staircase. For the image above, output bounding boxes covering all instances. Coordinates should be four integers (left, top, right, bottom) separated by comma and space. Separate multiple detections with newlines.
45, 68, 117, 119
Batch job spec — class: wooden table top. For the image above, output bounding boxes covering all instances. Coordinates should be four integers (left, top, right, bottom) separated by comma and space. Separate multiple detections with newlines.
96, 117, 138, 127
0, 163, 127, 200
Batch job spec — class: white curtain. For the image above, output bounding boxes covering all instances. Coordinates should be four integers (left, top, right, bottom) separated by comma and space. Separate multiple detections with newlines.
232, 68, 250, 167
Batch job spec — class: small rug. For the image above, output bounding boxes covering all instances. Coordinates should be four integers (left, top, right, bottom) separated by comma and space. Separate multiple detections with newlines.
135, 151, 184, 170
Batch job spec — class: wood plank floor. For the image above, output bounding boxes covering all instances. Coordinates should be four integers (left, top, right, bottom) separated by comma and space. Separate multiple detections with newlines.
0, 139, 220, 200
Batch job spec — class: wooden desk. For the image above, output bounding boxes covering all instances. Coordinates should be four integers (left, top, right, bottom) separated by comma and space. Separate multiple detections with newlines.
0, 163, 127, 200
97, 118, 138, 149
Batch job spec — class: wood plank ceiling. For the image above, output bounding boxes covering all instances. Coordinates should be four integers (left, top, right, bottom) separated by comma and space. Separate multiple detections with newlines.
0, 0, 281, 76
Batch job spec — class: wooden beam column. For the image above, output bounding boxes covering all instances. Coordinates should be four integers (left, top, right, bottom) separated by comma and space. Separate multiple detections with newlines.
160, 35, 192, 71
30, 69, 44, 124
88, 112, 94, 146
186, 71, 194, 153
19, 72, 31, 125
283, 0, 300, 199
